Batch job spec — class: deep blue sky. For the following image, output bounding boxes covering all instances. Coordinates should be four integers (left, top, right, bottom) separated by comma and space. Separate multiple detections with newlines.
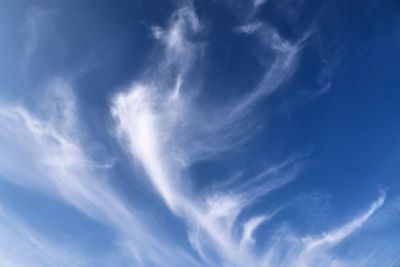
1, 1, 400, 266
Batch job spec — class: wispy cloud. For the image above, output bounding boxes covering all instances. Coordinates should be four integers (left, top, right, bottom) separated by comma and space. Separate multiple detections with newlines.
22, 7, 52, 66
258, 193, 385, 267
240, 215, 267, 247
236, 21, 263, 34
296, 194, 386, 267
254, 0, 268, 8
111, 2, 310, 266
303, 193, 385, 248
229, 24, 311, 119
110, 2, 389, 266
0, 78, 200, 267
2, 1, 393, 267
0, 205, 87, 267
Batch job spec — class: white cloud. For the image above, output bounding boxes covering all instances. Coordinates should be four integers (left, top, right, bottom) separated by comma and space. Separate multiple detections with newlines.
236, 22, 262, 34
254, 0, 268, 8
111, 3, 307, 267
0, 78, 199, 267
258, 194, 386, 267
2, 2, 391, 267
295, 194, 385, 267
241, 215, 266, 246
0, 205, 87, 267
22, 7, 52, 66
110, 3, 389, 266
303, 193, 386, 248
229, 24, 312, 119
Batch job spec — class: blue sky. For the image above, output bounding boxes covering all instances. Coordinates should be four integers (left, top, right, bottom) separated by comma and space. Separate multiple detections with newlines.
1, 0, 400, 266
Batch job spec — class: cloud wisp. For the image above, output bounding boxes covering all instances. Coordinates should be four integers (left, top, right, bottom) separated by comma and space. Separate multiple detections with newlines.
0, 78, 201, 267
0, 204, 88, 267
0, 1, 390, 267
294, 196, 386, 266
111, 2, 385, 267
22, 7, 52, 67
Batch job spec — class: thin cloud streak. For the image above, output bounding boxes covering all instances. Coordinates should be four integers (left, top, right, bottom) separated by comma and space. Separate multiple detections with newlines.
22, 7, 51, 67
0, 1, 394, 267
0, 78, 200, 267
258, 194, 386, 267
303, 192, 386, 248
111, 2, 388, 267
111, 3, 307, 266
0, 205, 87, 267
240, 215, 267, 247
229, 25, 312, 120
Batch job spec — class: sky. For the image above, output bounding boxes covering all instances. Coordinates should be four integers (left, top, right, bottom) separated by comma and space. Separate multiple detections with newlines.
1, 0, 400, 266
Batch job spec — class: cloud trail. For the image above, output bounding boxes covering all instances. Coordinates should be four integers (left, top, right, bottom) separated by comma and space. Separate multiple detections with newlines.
110, 2, 329, 267
22, 7, 52, 66
0, 1, 392, 267
0, 205, 86, 267
0, 78, 200, 267
304, 193, 385, 248
240, 215, 267, 247
111, 2, 388, 266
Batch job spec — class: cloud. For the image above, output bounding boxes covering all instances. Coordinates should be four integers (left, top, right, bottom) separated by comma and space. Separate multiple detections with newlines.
254, 0, 268, 8
0, 204, 87, 267
2, 2, 393, 267
229, 23, 312, 119
303, 193, 385, 248
110, 2, 391, 266
112, 82, 255, 266
236, 22, 262, 34
258, 194, 386, 267
22, 7, 52, 66
240, 215, 267, 246
0, 77, 200, 267
111, 2, 308, 266
297, 194, 386, 267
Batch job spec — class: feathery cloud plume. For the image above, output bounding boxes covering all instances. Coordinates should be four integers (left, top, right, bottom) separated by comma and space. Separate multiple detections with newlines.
111, 2, 388, 266
0, 204, 87, 267
0, 78, 200, 267
111, 2, 307, 266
